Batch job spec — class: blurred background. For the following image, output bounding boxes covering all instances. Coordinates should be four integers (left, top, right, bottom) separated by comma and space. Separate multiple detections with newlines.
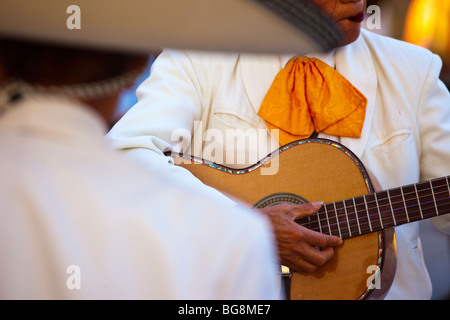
116, 0, 450, 300
366, 0, 450, 88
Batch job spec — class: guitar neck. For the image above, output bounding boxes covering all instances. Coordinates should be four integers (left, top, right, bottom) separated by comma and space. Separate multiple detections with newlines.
298, 176, 450, 239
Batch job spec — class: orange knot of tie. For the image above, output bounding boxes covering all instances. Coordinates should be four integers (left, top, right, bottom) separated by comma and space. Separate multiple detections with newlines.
258, 57, 367, 146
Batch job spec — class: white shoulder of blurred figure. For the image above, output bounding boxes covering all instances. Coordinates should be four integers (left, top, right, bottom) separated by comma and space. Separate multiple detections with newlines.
0, 96, 279, 299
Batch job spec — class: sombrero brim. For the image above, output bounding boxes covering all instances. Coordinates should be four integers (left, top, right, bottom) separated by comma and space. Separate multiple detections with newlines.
0, 0, 342, 54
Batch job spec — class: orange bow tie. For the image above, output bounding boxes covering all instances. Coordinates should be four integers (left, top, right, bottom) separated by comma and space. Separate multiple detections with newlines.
258, 57, 367, 146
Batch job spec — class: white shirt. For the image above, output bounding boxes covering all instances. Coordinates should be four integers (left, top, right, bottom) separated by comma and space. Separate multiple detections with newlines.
0, 95, 280, 299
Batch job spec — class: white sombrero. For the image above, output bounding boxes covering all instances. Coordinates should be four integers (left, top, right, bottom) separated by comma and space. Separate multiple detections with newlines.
0, 0, 342, 54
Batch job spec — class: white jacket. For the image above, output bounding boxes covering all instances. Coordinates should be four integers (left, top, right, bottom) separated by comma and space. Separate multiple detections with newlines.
107, 29, 450, 299
0, 96, 280, 299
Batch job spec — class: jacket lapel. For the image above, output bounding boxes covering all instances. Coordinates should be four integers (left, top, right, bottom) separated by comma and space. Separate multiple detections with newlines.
335, 30, 378, 159
240, 53, 285, 116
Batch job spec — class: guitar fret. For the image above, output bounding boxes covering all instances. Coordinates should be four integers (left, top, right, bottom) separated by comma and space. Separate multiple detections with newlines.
344, 198, 359, 237
365, 193, 382, 232
405, 184, 426, 223
374, 192, 384, 229
296, 215, 314, 233
446, 177, 450, 214
432, 178, 450, 216
343, 201, 352, 238
333, 201, 351, 239
386, 189, 397, 226
430, 180, 439, 217
354, 196, 370, 235
387, 187, 408, 224
317, 210, 323, 234
353, 198, 362, 235
325, 203, 340, 237
333, 202, 342, 239
375, 190, 396, 229
414, 183, 424, 220
363, 195, 373, 232
445, 177, 450, 216
323, 204, 332, 236
416, 180, 437, 219
308, 214, 321, 235
400, 187, 410, 223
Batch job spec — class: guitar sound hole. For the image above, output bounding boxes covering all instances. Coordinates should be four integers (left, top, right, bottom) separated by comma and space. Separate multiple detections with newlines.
253, 193, 313, 230
253, 193, 309, 209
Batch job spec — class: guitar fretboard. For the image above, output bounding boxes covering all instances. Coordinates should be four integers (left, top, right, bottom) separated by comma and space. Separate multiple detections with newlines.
296, 176, 450, 239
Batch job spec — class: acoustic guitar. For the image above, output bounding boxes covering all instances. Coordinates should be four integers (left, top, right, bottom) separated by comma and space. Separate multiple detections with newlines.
167, 138, 450, 300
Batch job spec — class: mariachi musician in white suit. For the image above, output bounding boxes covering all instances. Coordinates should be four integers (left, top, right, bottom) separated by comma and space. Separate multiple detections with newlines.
107, 0, 450, 300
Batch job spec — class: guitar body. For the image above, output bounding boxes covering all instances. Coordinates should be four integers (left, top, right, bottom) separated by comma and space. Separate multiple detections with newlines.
170, 139, 397, 300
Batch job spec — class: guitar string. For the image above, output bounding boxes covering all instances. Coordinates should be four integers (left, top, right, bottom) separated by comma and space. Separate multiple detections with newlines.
297, 192, 450, 236
301, 194, 450, 233
324, 187, 448, 218
319, 202, 450, 238
312, 200, 450, 238
320, 178, 449, 220
297, 188, 450, 228
300, 200, 450, 239
305, 176, 449, 226
299, 201, 450, 238
333, 189, 450, 223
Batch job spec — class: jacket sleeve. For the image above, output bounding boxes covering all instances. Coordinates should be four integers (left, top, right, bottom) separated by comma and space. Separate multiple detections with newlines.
106, 50, 238, 206
417, 54, 450, 235
218, 209, 281, 299
107, 49, 203, 158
